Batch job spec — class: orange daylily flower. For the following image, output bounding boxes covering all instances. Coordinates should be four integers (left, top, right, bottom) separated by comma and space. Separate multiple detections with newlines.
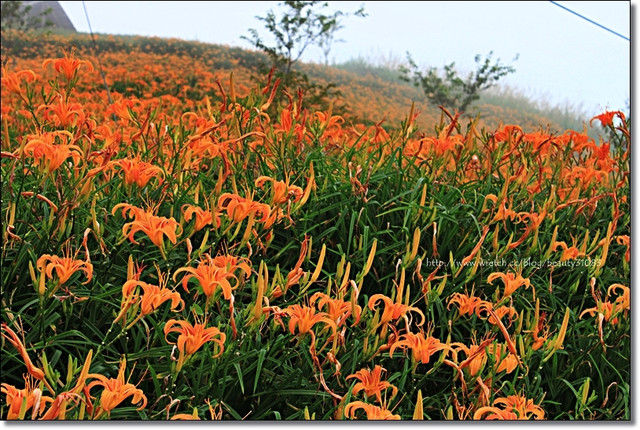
486, 343, 519, 374
474, 395, 545, 420
1, 68, 37, 95
448, 292, 483, 317
344, 401, 400, 420
368, 294, 425, 330
39, 93, 86, 128
43, 51, 93, 81
39, 391, 84, 420
389, 330, 453, 366
87, 358, 147, 419
552, 239, 586, 261
174, 253, 251, 338
217, 193, 270, 224
529, 311, 550, 350
285, 304, 337, 337
589, 110, 625, 128
173, 253, 251, 301
1, 376, 54, 420
475, 301, 518, 326
36, 251, 93, 288
163, 319, 226, 372
109, 156, 165, 188
451, 336, 496, 377
255, 175, 303, 206
310, 291, 362, 327
487, 271, 531, 299
115, 279, 184, 327
346, 365, 397, 404
111, 203, 182, 254
106, 97, 141, 123
182, 204, 220, 231
21, 131, 83, 173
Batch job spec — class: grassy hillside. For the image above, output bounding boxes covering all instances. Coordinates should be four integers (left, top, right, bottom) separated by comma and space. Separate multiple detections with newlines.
1, 30, 593, 135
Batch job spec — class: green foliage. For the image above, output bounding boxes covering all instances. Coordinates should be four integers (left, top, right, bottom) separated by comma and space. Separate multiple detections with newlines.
400, 51, 517, 114
1, 0, 53, 32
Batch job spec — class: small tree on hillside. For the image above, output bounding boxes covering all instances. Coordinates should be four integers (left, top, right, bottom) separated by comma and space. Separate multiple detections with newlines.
400, 51, 518, 114
242, 1, 365, 109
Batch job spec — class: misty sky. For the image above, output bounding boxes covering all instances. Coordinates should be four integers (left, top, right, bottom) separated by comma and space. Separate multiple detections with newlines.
58, 1, 631, 116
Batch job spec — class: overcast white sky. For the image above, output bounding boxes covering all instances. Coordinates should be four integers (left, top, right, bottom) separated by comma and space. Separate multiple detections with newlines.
58, 1, 631, 116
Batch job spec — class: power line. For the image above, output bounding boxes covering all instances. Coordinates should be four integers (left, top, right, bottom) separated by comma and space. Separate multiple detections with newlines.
549, 1, 629, 42
82, 1, 114, 105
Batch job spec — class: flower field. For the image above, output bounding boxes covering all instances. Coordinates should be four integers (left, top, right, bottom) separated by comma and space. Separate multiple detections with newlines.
0, 31, 630, 420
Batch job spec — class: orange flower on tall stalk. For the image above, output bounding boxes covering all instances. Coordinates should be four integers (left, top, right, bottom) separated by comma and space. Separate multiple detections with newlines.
474, 395, 545, 420
111, 203, 182, 257
451, 336, 496, 377
344, 401, 400, 420
368, 294, 425, 332
20, 131, 83, 174
182, 204, 220, 232
285, 304, 337, 338
106, 98, 140, 123
36, 250, 93, 296
114, 279, 184, 328
389, 330, 453, 367
163, 319, 226, 372
346, 365, 397, 404
255, 175, 303, 206
1, 68, 37, 95
109, 156, 165, 188
448, 291, 483, 317
529, 311, 550, 350
552, 238, 586, 261
173, 253, 251, 337
43, 51, 93, 81
39, 93, 86, 128
487, 271, 531, 299
217, 193, 270, 224
87, 357, 147, 419
173, 253, 251, 301
310, 291, 362, 327
589, 110, 625, 128
1, 376, 54, 420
